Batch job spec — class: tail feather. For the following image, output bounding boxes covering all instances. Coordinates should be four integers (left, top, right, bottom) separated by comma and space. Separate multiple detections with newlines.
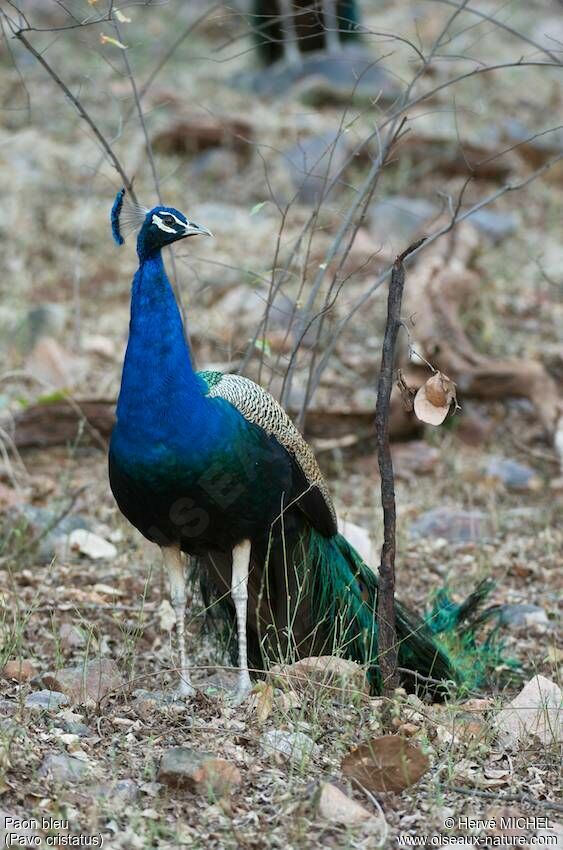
308, 531, 459, 695
195, 520, 511, 697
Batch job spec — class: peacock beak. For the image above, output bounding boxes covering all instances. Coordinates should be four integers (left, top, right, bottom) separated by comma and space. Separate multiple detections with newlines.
183, 221, 213, 238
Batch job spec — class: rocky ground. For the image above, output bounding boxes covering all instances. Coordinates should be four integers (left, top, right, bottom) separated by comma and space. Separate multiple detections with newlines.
0, 1, 561, 848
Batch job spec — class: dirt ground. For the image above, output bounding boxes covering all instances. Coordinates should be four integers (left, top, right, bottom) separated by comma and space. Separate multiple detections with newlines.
0, 1, 561, 848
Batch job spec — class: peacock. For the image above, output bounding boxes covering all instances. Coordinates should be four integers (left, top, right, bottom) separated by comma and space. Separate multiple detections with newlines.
251, 0, 361, 66
109, 189, 501, 703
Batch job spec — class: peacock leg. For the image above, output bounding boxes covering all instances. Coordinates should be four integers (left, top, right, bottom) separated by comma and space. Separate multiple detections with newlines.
278, 0, 302, 66
231, 539, 253, 702
163, 546, 196, 697
323, 0, 341, 54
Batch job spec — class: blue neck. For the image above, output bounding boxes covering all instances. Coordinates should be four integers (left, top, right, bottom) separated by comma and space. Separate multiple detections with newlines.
116, 251, 205, 427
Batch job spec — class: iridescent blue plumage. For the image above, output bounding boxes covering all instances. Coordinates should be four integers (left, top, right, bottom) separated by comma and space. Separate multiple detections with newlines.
111, 188, 125, 245
109, 191, 508, 701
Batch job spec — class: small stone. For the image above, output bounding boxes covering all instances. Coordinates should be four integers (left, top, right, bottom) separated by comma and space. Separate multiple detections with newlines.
42, 658, 123, 705
25, 690, 69, 711
82, 334, 116, 360
9, 505, 91, 565
409, 508, 493, 543
0, 699, 18, 716
496, 604, 549, 629
59, 623, 86, 650
2, 659, 37, 682
67, 529, 117, 560
485, 457, 541, 491
392, 441, 441, 477
132, 689, 186, 719
316, 782, 375, 826
466, 209, 518, 243
398, 722, 420, 737
26, 336, 84, 389
56, 710, 91, 737
94, 779, 139, 804
269, 656, 368, 697
337, 518, 376, 567
260, 730, 316, 763
38, 753, 90, 783
282, 129, 350, 204
158, 747, 241, 796
1, 302, 67, 354
369, 196, 438, 258
191, 148, 239, 181
462, 698, 494, 712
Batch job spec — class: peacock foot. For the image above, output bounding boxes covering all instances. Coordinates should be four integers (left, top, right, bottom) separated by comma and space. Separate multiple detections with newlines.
228, 674, 253, 706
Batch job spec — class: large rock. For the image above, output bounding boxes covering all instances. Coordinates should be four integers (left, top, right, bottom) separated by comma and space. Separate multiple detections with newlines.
25, 690, 69, 711
495, 675, 562, 747
158, 747, 241, 796
233, 49, 401, 102
42, 658, 123, 705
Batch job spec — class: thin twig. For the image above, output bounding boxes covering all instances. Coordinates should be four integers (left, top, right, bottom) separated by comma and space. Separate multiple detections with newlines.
444, 785, 563, 814
374, 244, 423, 693
2, 17, 137, 204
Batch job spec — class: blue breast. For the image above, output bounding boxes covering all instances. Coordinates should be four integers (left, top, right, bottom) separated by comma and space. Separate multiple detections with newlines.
110, 251, 293, 552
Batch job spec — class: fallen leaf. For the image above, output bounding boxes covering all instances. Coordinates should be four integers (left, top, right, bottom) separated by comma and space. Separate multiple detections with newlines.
454, 760, 510, 788
341, 735, 429, 793
414, 372, 457, 426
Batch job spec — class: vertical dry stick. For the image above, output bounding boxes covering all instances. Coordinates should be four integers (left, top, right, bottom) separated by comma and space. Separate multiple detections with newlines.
374, 238, 425, 694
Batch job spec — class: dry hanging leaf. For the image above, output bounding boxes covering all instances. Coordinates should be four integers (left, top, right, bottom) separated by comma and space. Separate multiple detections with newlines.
341, 735, 429, 793
414, 372, 457, 426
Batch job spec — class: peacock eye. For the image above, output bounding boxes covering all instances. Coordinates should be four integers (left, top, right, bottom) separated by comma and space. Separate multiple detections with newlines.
162, 215, 175, 226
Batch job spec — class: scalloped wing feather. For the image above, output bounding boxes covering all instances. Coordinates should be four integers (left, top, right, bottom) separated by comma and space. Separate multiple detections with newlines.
198, 371, 337, 536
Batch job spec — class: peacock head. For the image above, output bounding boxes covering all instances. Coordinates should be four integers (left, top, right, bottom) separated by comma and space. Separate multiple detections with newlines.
111, 189, 212, 260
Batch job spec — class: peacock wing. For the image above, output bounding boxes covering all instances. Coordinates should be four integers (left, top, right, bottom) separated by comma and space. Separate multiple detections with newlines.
198, 371, 337, 537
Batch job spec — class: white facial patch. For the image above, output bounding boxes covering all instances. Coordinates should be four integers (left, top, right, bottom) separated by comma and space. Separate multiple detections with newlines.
152, 213, 184, 234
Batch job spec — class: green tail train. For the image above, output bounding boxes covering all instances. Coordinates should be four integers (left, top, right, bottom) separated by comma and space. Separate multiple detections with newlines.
198, 522, 508, 698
